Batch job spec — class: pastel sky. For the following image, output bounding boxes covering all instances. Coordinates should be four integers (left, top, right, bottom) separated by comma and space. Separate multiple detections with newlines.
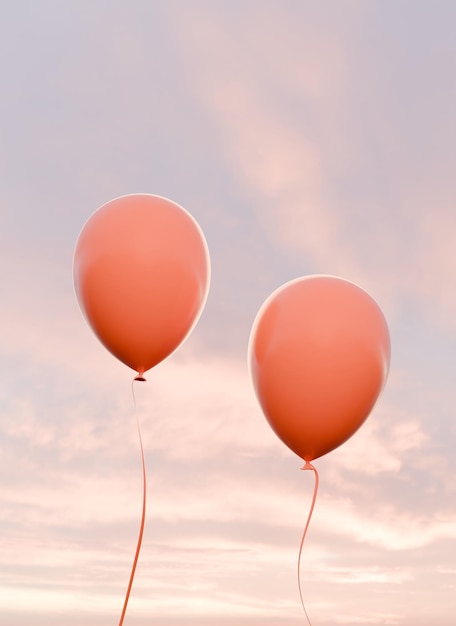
1, 1, 455, 625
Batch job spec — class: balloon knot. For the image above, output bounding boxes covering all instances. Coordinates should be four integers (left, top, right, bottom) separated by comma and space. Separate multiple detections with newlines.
134, 375, 146, 382
300, 461, 314, 471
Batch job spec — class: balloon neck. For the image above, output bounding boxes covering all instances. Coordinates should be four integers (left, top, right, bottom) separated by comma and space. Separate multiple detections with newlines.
134, 373, 146, 382
301, 461, 315, 471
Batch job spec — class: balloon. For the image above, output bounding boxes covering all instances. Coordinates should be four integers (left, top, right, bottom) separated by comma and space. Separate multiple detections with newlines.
73, 194, 210, 377
249, 275, 390, 462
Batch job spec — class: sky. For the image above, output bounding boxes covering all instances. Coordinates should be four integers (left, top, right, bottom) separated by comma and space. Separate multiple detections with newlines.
1, 1, 456, 625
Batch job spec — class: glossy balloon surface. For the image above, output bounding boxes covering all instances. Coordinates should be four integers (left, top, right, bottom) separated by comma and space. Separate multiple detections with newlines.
73, 194, 210, 375
249, 275, 390, 462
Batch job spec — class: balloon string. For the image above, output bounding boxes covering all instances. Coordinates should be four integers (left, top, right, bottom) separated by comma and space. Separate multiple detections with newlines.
298, 462, 319, 626
118, 379, 147, 626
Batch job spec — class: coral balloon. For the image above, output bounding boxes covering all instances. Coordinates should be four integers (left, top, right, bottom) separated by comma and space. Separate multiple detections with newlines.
249, 275, 390, 462
73, 194, 210, 376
